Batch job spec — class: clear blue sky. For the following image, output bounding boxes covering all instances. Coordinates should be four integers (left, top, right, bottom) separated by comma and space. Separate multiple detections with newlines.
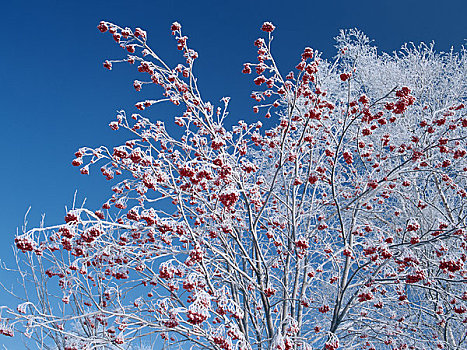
0, 0, 465, 347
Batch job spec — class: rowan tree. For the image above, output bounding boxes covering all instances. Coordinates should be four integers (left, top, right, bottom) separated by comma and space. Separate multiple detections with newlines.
1, 21, 466, 350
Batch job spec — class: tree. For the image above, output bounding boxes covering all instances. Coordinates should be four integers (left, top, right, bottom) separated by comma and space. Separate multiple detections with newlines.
1, 20, 466, 350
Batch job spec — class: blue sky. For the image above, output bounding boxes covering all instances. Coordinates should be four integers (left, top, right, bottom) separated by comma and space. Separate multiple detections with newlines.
0, 0, 465, 347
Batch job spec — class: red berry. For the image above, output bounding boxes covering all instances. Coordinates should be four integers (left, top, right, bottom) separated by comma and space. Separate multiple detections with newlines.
261, 22, 275, 33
